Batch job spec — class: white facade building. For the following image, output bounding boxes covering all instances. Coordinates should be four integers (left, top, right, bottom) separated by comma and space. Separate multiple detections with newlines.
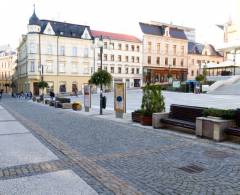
91, 30, 142, 88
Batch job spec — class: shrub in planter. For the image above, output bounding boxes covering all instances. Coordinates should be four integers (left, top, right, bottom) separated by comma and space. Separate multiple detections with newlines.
55, 97, 71, 103
44, 99, 50, 105
32, 97, 36, 102
140, 85, 165, 126
203, 108, 236, 120
132, 110, 141, 123
72, 102, 82, 111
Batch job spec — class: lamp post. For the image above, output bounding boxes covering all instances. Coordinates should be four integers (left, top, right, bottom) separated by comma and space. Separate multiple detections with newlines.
99, 35, 103, 115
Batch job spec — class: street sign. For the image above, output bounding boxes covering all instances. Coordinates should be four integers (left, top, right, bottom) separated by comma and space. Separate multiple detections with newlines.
114, 83, 126, 117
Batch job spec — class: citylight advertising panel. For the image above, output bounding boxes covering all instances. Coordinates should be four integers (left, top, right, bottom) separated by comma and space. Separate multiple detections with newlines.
114, 83, 126, 113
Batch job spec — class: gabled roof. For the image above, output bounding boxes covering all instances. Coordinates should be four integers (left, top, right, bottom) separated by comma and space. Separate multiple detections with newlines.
188, 42, 204, 54
188, 42, 223, 57
91, 30, 141, 43
139, 22, 187, 40
34, 20, 93, 39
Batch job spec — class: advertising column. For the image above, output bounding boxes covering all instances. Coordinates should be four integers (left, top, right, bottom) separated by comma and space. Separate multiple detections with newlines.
114, 82, 126, 118
84, 84, 91, 112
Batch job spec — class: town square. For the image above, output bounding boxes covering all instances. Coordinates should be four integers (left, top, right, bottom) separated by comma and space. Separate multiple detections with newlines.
0, 0, 240, 194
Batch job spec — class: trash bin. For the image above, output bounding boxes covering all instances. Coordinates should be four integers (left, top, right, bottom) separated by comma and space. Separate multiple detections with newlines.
102, 96, 107, 109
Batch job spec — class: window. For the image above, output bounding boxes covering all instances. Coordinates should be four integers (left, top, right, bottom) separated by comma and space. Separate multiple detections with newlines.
148, 42, 152, 52
118, 55, 122, 62
30, 61, 35, 72
157, 43, 160, 53
136, 68, 140, 74
111, 55, 114, 61
125, 67, 128, 74
192, 59, 194, 65
59, 63, 65, 73
110, 43, 114, 49
104, 54, 108, 61
165, 57, 168, 66
110, 67, 114, 73
59, 82, 66, 93
118, 67, 121, 74
60, 46, 65, 56
136, 45, 140, 52
125, 44, 129, 51
97, 53, 100, 60
131, 68, 134, 74
173, 58, 176, 66
29, 43, 36, 54
181, 59, 184, 67
156, 57, 160, 65
84, 48, 89, 57
47, 44, 52, 55
136, 57, 140, 63
72, 47, 77, 56
104, 42, 107, 49
46, 61, 53, 72
125, 56, 129, 62
131, 56, 135, 63
173, 45, 176, 55
197, 60, 201, 65
72, 63, 78, 73
118, 43, 122, 50
131, 45, 135, 51
191, 70, 194, 76
148, 56, 151, 64
181, 46, 184, 55
104, 66, 108, 71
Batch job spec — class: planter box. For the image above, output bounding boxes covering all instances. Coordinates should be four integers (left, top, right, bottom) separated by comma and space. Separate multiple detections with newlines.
152, 112, 169, 128
141, 115, 152, 126
44, 99, 50, 105
62, 103, 73, 109
55, 101, 62, 108
196, 117, 234, 141
49, 101, 55, 107
132, 111, 141, 123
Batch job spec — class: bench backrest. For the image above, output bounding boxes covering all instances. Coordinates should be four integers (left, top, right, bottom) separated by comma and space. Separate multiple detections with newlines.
236, 109, 240, 127
169, 104, 205, 123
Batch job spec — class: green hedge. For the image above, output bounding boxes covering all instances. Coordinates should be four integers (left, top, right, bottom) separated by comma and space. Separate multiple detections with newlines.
203, 108, 236, 120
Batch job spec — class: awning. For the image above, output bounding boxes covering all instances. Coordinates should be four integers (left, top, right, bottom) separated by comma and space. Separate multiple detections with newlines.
201, 60, 238, 69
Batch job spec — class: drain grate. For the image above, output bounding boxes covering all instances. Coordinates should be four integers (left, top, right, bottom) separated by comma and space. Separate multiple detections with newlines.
178, 164, 205, 174
204, 150, 233, 159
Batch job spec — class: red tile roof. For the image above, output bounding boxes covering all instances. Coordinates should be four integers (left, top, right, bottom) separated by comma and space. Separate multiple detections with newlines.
91, 30, 141, 43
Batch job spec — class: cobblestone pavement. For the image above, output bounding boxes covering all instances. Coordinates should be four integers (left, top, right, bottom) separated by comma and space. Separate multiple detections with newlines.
2, 98, 240, 194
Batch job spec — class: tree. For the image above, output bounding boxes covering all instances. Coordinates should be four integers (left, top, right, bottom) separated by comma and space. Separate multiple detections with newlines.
37, 81, 48, 99
89, 70, 112, 87
195, 74, 205, 83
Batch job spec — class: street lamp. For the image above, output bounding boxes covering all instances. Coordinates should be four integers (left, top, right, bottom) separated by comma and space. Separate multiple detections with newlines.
94, 35, 113, 115
94, 36, 104, 115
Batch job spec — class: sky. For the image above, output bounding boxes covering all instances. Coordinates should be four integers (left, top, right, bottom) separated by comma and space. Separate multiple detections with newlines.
0, 0, 238, 49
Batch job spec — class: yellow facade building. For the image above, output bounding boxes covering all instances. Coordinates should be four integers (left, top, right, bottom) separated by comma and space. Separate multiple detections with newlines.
15, 9, 93, 95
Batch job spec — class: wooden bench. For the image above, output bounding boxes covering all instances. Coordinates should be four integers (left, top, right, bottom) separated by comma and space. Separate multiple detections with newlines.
160, 104, 206, 130
225, 109, 240, 136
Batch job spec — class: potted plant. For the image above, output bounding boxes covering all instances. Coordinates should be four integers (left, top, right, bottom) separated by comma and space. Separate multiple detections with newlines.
72, 102, 82, 111
140, 85, 165, 126
132, 109, 142, 123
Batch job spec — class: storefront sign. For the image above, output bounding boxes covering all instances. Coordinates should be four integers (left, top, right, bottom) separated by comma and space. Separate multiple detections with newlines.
114, 83, 126, 113
84, 84, 91, 111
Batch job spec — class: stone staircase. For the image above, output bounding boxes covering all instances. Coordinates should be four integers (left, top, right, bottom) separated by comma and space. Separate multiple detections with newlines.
208, 76, 240, 95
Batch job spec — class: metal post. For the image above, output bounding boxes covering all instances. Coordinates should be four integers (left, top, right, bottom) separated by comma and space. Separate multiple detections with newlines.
100, 35, 103, 115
